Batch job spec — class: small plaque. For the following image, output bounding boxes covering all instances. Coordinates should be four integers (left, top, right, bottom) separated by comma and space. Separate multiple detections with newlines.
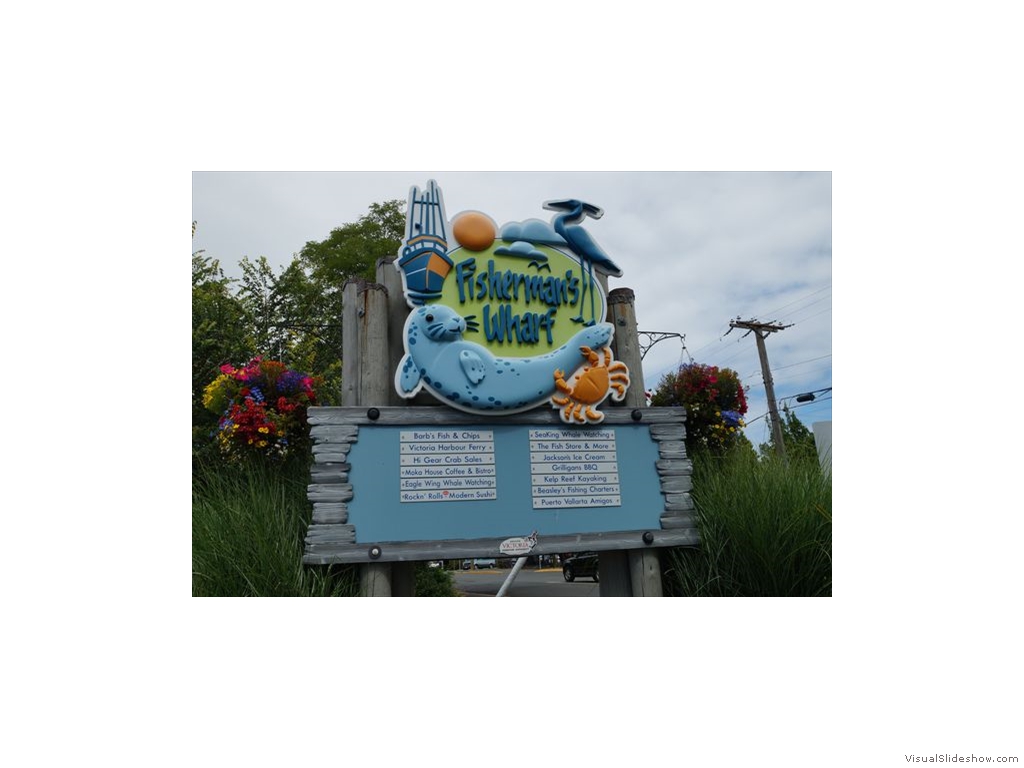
499, 531, 538, 556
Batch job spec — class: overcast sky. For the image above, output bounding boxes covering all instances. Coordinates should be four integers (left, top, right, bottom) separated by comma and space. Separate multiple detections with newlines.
193, 171, 831, 447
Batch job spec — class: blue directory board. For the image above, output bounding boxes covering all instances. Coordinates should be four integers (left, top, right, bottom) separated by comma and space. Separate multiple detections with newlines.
347, 424, 664, 543
303, 407, 695, 564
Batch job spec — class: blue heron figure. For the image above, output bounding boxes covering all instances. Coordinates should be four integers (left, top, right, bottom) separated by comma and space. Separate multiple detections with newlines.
544, 199, 622, 325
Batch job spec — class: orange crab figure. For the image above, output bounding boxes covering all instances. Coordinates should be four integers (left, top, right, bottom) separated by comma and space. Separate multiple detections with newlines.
551, 345, 631, 424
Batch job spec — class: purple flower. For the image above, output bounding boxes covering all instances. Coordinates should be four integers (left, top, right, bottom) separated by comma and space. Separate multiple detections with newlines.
276, 371, 303, 394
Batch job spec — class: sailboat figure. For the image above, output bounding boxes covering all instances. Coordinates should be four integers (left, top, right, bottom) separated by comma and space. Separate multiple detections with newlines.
544, 199, 622, 325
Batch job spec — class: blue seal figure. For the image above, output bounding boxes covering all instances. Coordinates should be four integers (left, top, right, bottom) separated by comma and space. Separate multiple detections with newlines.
395, 304, 615, 414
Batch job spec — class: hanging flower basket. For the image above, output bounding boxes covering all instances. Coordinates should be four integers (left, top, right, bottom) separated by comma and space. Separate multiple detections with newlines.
203, 357, 320, 460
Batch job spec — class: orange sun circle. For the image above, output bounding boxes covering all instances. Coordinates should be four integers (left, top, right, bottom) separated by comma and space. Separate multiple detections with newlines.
452, 211, 497, 251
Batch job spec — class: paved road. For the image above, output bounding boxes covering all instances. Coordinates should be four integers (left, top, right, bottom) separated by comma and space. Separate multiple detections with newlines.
452, 568, 599, 597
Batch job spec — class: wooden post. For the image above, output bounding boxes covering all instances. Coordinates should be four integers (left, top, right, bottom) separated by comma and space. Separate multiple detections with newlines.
341, 279, 362, 407
357, 282, 390, 405
629, 546, 663, 596
361, 563, 392, 597
377, 258, 409, 408
342, 279, 402, 596
607, 288, 645, 406
598, 550, 632, 597
390, 563, 415, 597
377, 258, 421, 595
607, 287, 663, 597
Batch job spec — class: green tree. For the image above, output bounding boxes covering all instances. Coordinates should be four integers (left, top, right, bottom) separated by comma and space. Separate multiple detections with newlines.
236, 255, 303, 362
192, 225, 251, 451
759, 408, 820, 466
234, 255, 344, 404
293, 199, 405, 400
273, 258, 343, 403
298, 199, 405, 283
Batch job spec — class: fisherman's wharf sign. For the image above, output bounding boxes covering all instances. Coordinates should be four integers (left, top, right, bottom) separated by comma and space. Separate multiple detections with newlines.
301, 181, 696, 580
394, 180, 631, 425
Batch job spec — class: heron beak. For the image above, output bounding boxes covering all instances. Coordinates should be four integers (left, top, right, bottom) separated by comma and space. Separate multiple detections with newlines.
543, 199, 575, 212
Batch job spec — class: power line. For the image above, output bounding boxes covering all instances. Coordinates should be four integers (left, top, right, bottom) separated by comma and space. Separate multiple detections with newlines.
687, 324, 736, 359
779, 292, 831, 314
789, 306, 832, 324
759, 282, 831, 318
746, 354, 832, 382
685, 282, 831, 367
774, 353, 832, 371
771, 368, 833, 387
746, 395, 832, 425
774, 292, 832, 323
765, 357, 833, 381
714, 343, 757, 369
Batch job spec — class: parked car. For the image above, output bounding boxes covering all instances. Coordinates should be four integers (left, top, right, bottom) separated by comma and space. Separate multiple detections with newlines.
562, 552, 599, 583
473, 558, 497, 569
461, 560, 472, 570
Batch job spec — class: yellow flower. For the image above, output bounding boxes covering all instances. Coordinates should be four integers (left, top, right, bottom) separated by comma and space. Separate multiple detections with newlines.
258, 426, 269, 434
202, 374, 233, 411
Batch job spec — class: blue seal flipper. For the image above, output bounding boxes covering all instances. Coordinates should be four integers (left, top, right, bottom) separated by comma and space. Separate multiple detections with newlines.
459, 350, 487, 385
397, 354, 423, 395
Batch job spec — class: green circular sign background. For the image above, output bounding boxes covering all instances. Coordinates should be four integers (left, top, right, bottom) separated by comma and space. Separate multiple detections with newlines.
432, 244, 605, 358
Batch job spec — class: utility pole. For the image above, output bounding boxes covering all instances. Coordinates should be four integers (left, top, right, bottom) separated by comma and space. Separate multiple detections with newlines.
728, 318, 792, 459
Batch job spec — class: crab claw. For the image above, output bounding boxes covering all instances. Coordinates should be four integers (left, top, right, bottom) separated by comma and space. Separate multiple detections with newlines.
579, 345, 600, 365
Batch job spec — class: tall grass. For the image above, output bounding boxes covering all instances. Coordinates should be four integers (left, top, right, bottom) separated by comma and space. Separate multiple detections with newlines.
192, 457, 359, 597
663, 450, 832, 597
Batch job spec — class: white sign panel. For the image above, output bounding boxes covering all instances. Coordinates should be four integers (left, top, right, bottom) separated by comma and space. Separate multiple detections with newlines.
399, 429, 497, 503
528, 428, 622, 510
